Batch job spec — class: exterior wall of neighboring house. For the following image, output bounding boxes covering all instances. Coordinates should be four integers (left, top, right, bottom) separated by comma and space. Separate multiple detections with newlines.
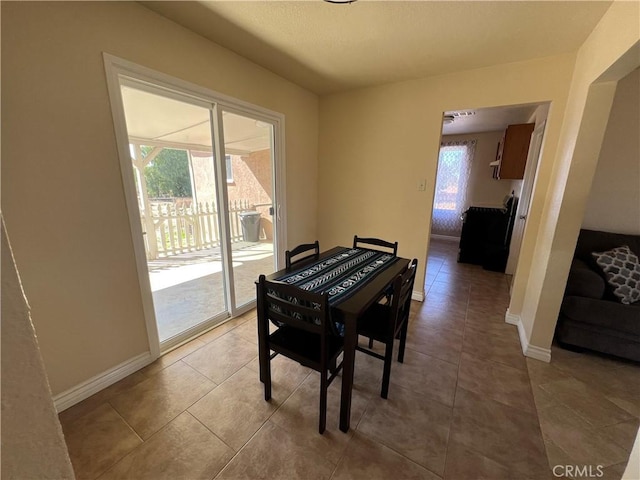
581, 68, 640, 235
190, 151, 217, 207
228, 150, 274, 240
227, 150, 272, 205
1, 1, 318, 398
189, 149, 273, 210
189, 149, 274, 239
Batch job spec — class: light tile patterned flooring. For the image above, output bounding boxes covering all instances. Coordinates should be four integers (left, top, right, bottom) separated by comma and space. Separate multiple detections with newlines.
59, 238, 639, 479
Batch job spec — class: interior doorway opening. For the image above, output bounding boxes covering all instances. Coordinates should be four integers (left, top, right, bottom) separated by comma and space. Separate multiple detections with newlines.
426, 102, 549, 292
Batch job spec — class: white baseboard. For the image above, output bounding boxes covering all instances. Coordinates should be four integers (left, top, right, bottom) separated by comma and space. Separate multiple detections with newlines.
504, 310, 551, 363
430, 234, 460, 242
54, 352, 152, 412
524, 341, 552, 363
412, 289, 425, 302
505, 309, 520, 326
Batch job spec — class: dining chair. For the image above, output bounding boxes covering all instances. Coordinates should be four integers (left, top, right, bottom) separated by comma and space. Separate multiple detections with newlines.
354, 235, 400, 347
353, 235, 398, 256
355, 258, 418, 399
285, 240, 320, 269
256, 274, 344, 434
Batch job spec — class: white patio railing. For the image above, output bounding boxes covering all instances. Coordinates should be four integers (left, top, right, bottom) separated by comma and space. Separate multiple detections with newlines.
141, 199, 255, 259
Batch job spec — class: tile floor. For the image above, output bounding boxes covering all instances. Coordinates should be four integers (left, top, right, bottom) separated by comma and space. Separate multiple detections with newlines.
59, 238, 639, 479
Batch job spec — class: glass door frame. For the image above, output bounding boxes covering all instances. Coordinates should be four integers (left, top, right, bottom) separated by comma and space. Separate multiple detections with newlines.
104, 53, 287, 356
213, 103, 281, 317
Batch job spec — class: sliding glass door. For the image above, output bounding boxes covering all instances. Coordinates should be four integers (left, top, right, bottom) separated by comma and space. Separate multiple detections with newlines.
219, 109, 276, 309
114, 75, 279, 349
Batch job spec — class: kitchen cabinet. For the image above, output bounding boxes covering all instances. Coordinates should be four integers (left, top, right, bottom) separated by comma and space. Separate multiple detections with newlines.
493, 123, 535, 180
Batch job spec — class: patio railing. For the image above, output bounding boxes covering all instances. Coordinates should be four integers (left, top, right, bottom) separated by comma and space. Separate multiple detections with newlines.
141, 199, 255, 259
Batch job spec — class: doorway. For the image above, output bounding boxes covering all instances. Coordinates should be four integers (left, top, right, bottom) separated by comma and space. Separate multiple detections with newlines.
427, 104, 547, 289
106, 58, 285, 352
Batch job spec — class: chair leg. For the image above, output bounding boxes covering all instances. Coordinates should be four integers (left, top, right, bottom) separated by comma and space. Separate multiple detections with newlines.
257, 311, 269, 382
368, 337, 374, 348
319, 371, 328, 434
258, 335, 271, 400
263, 359, 272, 401
381, 340, 394, 399
397, 320, 409, 364
329, 357, 337, 375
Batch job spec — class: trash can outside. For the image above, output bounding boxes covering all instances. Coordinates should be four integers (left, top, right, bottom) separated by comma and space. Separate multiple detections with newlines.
239, 211, 261, 242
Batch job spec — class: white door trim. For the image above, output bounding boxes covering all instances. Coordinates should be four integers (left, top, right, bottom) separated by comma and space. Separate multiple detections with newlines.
104, 56, 161, 360
505, 120, 547, 275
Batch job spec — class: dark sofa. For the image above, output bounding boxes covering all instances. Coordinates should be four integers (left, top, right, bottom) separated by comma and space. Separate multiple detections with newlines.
556, 229, 640, 361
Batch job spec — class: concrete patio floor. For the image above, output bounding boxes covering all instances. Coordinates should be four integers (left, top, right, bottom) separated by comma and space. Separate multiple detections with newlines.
148, 241, 275, 342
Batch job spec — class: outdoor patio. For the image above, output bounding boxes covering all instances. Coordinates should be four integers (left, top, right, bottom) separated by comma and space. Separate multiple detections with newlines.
148, 241, 274, 342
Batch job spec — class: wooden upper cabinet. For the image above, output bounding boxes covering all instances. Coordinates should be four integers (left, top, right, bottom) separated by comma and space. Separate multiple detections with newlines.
496, 123, 535, 179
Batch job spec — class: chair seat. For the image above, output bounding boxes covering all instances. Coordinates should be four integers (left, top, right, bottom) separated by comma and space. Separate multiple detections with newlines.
270, 326, 343, 369
354, 258, 417, 399
357, 303, 393, 342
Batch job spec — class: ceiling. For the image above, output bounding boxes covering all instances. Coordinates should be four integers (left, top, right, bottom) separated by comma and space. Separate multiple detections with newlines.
121, 84, 271, 153
442, 103, 541, 135
121, 81, 540, 146
142, 0, 612, 96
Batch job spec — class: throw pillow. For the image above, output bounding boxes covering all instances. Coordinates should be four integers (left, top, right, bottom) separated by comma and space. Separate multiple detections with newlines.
592, 245, 640, 305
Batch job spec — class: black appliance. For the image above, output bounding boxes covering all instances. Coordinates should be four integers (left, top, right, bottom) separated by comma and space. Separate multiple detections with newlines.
458, 192, 518, 272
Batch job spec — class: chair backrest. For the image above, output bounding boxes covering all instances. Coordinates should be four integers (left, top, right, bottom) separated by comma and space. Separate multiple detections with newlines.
353, 235, 398, 256
257, 274, 337, 336
390, 258, 418, 327
285, 241, 320, 269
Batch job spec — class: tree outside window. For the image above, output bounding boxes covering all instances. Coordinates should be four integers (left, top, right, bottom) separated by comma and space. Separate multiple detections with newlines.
143, 147, 192, 198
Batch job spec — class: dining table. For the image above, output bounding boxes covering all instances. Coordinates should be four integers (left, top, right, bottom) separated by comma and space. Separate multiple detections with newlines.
263, 246, 410, 432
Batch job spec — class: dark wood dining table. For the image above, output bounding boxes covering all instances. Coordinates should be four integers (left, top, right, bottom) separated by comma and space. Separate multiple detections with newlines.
264, 246, 410, 432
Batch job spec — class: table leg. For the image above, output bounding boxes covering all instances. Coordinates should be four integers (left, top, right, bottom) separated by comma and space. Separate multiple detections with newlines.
340, 313, 357, 432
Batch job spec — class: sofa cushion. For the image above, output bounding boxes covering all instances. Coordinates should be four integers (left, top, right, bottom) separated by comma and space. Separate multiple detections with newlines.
561, 295, 640, 336
565, 259, 605, 299
592, 245, 640, 305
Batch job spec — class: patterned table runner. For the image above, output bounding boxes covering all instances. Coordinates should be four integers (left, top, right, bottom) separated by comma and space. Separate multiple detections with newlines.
274, 247, 399, 306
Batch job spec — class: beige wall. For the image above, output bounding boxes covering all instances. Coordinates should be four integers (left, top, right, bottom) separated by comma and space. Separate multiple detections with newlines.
1, 220, 75, 479
582, 68, 640, 235
442, 131, 513, 211
318, 53, 576, 289
510, 1, 640, 350
318, 1, 639, 357
1, 2, 318, 395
